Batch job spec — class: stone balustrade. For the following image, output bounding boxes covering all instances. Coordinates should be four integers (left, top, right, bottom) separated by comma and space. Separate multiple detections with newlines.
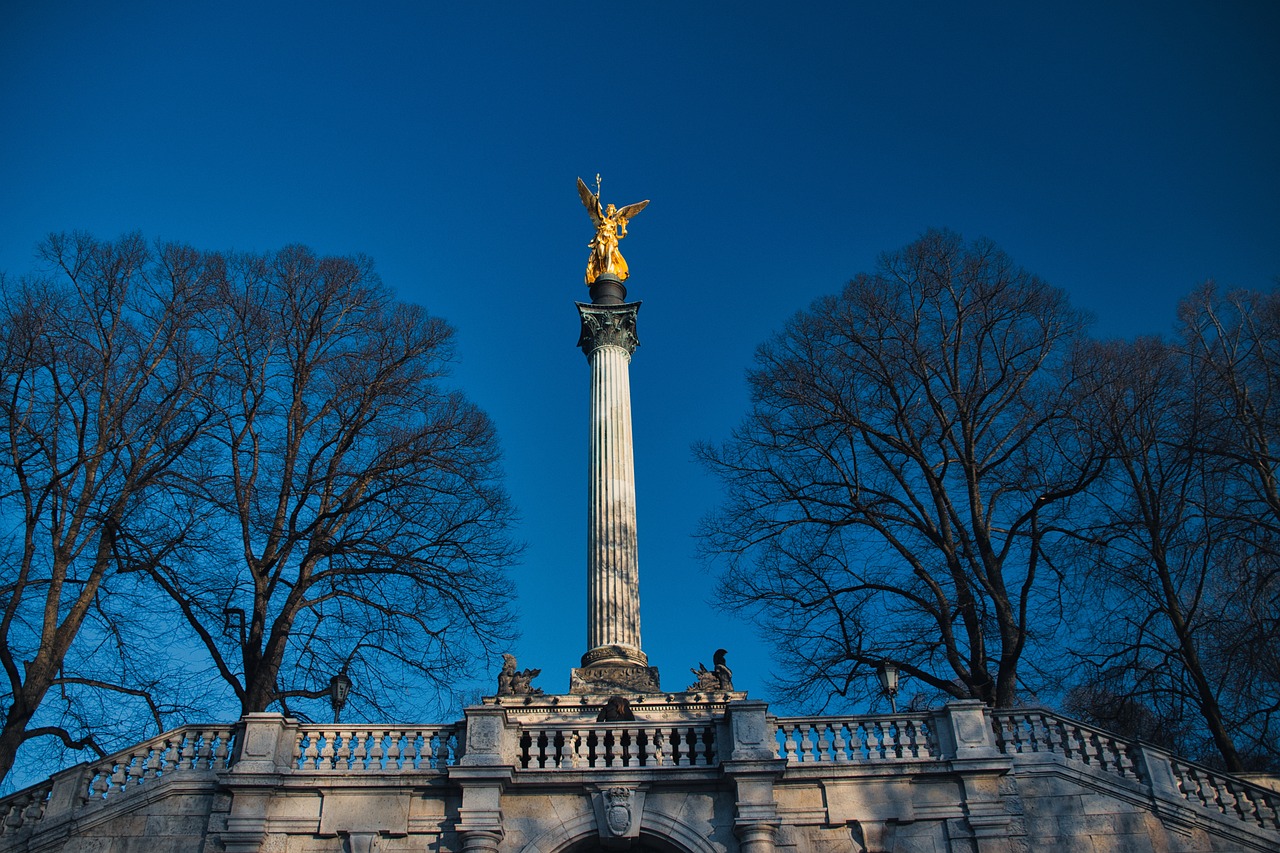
83, 725, 237, 800
517, 720, 717, 770
991, 708, 1142, 782
774, 714, 937, 764
1169, 755, 1280, 832
292, 725, 460, 772
992, 707, 1280, 835
3, 702, 1279, 852
0, 779, 52, 836
0, 724, 235, 839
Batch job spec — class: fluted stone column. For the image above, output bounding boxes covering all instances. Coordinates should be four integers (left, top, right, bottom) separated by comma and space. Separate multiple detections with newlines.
570, 274, 660, 694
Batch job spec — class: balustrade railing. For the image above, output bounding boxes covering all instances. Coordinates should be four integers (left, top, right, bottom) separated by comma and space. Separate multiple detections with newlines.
292, 726, 460, 772
0, 779, 52, 836
0, 725, 235, 838
84, 726, 236, 802
991, 709, 1142, 783
1169, 756, 1280, 832
518, 721, 717, 769
774, 715, 937, 764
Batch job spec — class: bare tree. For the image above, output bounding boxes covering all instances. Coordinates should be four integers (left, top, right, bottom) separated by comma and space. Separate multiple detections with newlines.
1068, 336, 1248, 769
1069, 288, 1280, 771
147, 246, 520, 721
0, 233, 215, 783
698, 231, 1096, 710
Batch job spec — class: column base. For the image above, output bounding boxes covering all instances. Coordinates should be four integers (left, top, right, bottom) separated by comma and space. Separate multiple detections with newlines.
570, 665, 661, 695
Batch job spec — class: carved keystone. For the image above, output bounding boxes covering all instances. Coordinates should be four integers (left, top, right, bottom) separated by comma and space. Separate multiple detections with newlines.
591, 786, 647, 841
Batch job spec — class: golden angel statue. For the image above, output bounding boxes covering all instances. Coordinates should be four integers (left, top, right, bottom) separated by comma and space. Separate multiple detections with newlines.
578, 176, 649, 285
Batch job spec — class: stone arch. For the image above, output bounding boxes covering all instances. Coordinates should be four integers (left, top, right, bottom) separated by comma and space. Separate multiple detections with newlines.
517, 804, 720, 853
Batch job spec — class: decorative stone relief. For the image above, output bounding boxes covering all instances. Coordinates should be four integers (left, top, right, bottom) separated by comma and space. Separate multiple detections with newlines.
591, 786, 646, 841
569, 665, 661, 694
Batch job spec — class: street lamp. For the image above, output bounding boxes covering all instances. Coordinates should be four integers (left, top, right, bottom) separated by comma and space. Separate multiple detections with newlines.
877, 662, 899, 714
329, 672, 353, 723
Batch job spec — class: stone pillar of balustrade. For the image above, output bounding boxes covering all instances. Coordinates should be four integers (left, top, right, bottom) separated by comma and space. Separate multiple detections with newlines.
222, 713, 299, 853
41, 762, 92, 823
724, 700, 784, 853
933, 701, 1016, 853
1134, 742, 1187, 803
450, 705, 515, 853
570, 273, 660, 695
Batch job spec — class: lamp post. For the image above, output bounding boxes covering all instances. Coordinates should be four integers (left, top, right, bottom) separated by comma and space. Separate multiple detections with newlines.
877, 662, 899, 714
329, 672, 353, 723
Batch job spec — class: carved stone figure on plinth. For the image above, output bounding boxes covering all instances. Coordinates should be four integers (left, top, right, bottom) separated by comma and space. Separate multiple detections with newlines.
687, 649, 733, 692
497, 653, 543, 696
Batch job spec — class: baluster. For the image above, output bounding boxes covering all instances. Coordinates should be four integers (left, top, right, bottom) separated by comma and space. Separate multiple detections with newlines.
1038, 715, 1059, 755
992, 714, 1009, 752
90, 768, 110, 799
549, 730, 565, 769
319, 730, 337, 770
435, 731, 451, 769
831, 722, 848, 762
1115, 742, 1136, 780
161, 736, 181, 772
575, 728, 591, 769
214, 731, 231, 770
368, 730, 385, 771
349, 730, 366, 770
386, 730, 403, 771
403, 730, 421, 771
780, 724, 798, 763
301, 733, 319, 770
865, 720, 882, 760
797, 723, 814, 762
1203, 768, 1223, 809
123, 750, 144, 787
145, 742, 164, 779
179, 732, 197, 770
649, 727, 665, 767
618, 727, 633, 769
23, 790, 47, 823
107, 761, 127, 795
886, 720, 901, 759
1254, 790, 1278, 828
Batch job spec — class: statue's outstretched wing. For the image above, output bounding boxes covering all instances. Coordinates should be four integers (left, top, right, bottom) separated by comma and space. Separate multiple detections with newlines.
615, 199, 650, 222
577, 177, 603, 227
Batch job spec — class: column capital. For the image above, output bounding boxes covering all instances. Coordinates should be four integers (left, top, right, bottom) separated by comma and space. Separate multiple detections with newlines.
577, 302, 640, 357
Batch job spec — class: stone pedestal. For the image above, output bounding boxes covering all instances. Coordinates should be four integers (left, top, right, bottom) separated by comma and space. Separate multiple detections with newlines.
574, 274, 659, 694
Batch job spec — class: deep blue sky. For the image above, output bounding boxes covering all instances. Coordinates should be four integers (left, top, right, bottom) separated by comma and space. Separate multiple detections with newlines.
2, 1, 1277, 715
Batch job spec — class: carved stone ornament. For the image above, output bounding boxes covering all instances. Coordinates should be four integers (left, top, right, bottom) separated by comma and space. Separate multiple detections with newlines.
578, 304, 640, 356
497, 653, 544, 696
591, 786, 647, 841
604, 787, 632, 836
569, 665, 661, 695
686, 649, 733, 692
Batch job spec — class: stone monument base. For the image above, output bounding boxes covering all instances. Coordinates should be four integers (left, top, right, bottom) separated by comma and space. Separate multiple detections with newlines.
570, 665, 661, 695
